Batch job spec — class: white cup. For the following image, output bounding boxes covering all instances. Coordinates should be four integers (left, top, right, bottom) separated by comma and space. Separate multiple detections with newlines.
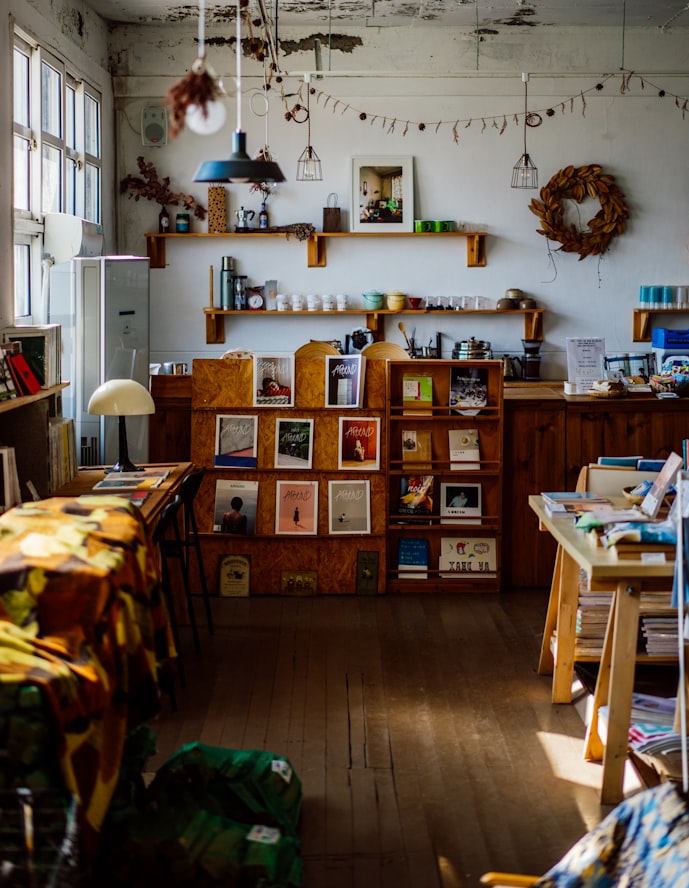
276, 293, 289, 311
336, 293, 348, 311
306, 294, 320, 311
291, 294, 304, 311
322, 294, 335, 311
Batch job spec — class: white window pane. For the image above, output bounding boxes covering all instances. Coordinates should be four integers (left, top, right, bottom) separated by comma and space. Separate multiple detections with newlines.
85, 163, 100, 222
42, 143, 62, 213
41, 61, 61, 138
13, 49, 29, 127
14, 244, 30, 319
13, 135, 30, 211
84, 94, 100, 158
66, 85, 76, 149
66, 157, 77, 216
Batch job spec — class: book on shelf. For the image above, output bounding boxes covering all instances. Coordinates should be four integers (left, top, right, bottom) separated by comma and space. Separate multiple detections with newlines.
275, 480, 318, 535
92, 468, 170, 491
253, 353, 295, 407
328, 479, 371, 534
541, 490, 610, 506
448, 428, 480, 470
397, 537, 429, 579
274, 418, 314, 469
401, 429, 432, 470
440, 481, 482, 524
439, 536, 497, 577
0, 355, 17, 401
213, 479, 259, 534
6, 353, 41, 396
398, 475, 434, 518
325, 354, 366, 408
48, 416, 77, 490
0, 447, 21, 512
401, 374, 433, 415
449, 366, 488, 415
0, 324, 61, 387
215, 414, 258, 468
338, 416, 380, 470
639, 451, 683, 519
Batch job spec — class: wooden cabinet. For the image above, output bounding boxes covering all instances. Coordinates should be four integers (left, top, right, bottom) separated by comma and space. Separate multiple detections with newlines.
385, 359, 504, 592
0, 386, 67, 499
149, 374, 192, 462
189, 357, 387, 597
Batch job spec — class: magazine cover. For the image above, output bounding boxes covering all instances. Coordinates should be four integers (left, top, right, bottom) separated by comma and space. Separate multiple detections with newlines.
449, 366, 488, 415
397, 537, 429, 579
440, 482, 482, 523
214, 414, 258, 468
324, 354, 366, 408
253, 354, 295, 407
401, 428, 432, 470
328, 479, 371, 534
401, 374, 433, 414
448, 428, 480, 470
213, 479, 259, 534
275, 480, 318, 535
338, 416, 380, 470
274, 418, 314, 469
398, 475, 434, 516
439, 536, 497, 577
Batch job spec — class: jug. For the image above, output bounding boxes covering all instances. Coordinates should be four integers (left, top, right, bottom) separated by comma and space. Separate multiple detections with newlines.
502, 354, 516, 379
235, 206, 255, 229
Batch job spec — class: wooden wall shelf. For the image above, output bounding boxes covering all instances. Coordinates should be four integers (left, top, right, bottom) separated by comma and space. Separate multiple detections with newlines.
144, 230, 487, 270
202, 306, 543, 345
632, 307, 689, 342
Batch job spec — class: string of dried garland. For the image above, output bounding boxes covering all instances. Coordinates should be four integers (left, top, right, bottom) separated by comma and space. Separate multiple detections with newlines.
528, 164, 630, 260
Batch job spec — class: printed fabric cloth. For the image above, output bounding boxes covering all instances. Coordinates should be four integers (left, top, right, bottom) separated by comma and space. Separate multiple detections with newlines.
0, 495, 173, 858
535, 782, 689, 888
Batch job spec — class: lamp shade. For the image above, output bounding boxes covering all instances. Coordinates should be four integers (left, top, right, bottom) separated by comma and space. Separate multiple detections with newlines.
87, 379, 155, 417
194, 131, 286, 184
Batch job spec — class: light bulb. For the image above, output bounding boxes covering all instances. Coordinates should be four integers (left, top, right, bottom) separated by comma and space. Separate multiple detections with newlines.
185, 100, 227, 135
302, 159, 317, 180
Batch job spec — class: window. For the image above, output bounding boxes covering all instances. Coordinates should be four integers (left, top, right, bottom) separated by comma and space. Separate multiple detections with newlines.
12, 31, 102, 321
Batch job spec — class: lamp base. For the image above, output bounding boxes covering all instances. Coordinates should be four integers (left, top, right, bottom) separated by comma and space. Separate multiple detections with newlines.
105, 458, 141, 474
103, 415, 140, 473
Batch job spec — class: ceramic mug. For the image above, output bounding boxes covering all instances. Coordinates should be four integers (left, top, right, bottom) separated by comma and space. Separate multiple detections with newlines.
306, 294, 320, 311
432, 221, 455, 232
336, 293, 348, 310
322, 294, 335, 311
276, 294, 290, 311
414, 220, 433, 232
291, 294, 304, 311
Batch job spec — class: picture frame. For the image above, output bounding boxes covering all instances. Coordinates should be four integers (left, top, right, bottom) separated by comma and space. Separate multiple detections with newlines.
214, 414, 258, 468
351, 156, 414, 233
253, 353, 295, 407
274, 418, 314, 469
328, 479, 371, 535
275, 480, 318, 535
440, 482, 482, 524
338, 416, 380, 470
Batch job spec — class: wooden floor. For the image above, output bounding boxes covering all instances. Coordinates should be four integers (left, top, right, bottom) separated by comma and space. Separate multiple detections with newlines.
147, 590, 614, 888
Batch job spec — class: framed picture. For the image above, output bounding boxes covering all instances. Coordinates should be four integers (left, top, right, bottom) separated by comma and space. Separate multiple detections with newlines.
440, 482, 482, 524
253, 353, 295, 407
214, 414, 258, 468
274, 418, 314, 469
351, 156, 414, 233
328, 479, 371, 534
338, 416, 380, 470
275, 480, 318, 535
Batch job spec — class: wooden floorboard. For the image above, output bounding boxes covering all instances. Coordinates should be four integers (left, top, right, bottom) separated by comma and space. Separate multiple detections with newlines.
145, 590, 613, 888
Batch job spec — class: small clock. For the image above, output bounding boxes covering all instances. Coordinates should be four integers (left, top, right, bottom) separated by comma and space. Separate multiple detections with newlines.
248, 290, 265, 311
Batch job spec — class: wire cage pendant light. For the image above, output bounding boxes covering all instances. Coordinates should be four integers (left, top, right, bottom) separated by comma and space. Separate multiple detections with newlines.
193, 0, 285, 184
511, 73, 539, 189
296, 78, 323, 182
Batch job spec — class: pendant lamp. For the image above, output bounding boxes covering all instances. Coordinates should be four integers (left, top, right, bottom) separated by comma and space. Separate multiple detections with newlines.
193, 0, 285, 184
296, 76, 323, 182
511, 73, 539, 189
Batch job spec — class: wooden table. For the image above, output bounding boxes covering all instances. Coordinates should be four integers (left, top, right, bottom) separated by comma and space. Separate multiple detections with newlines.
529, 494, 676, 804
54, 462, 193, 528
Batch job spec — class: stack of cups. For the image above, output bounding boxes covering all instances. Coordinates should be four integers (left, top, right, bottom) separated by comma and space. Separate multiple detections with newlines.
639, 284, 689, 309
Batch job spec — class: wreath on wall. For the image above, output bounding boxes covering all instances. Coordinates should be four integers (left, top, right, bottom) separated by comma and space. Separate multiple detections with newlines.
528, 164, 630, 261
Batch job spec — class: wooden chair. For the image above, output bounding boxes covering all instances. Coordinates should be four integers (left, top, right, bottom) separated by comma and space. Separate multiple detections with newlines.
480, 874, 539, 887
179, 466, 214, 636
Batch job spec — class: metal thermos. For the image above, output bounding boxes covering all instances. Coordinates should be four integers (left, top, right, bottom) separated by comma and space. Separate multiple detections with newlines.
220, 256, 234, 310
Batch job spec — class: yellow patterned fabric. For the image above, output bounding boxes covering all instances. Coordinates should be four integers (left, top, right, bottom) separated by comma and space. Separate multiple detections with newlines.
0, 496, 173, 859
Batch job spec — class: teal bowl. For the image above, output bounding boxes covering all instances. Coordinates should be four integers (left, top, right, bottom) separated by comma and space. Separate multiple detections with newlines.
363, 291, 384, 309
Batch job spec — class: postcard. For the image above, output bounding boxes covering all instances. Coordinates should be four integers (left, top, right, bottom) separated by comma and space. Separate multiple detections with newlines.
338, 416, 380, 470
275, 480, 318, 534
214, 414, 258, 468
328, 479, 371, 534
440, 482, 482, 524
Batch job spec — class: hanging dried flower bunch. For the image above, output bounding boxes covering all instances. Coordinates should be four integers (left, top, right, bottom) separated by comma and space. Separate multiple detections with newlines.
166, 59, 223, 139
120, 156, 207, 219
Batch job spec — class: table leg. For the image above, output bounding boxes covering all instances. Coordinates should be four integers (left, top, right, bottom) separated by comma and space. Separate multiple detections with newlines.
538, 544, 563, 677
551, 549, 581, 704
600, 580, 641, 806
583, 593, 617, 762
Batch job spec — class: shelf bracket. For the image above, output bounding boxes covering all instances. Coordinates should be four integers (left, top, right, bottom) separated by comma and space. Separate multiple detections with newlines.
524, 310, 544, 341
466, 233, 486, 268
204, 310, 226, 344
632, 309, 651, 342
146, 235, 167, 269
307, 234, 327, 268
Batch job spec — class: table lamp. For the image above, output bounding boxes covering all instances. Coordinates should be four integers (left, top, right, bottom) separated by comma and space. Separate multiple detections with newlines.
87, 378, 155, 472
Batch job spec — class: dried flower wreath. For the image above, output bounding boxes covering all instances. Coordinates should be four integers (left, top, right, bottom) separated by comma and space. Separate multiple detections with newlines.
120, 157, 207, 219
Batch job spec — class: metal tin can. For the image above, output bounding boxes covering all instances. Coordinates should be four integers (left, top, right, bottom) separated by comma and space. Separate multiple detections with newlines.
175, 213, 190, 233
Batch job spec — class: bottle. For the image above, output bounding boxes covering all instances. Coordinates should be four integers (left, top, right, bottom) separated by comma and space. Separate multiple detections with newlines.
259, 202, 269, 230
158, 205, 170, 233
220, 256, 234, 310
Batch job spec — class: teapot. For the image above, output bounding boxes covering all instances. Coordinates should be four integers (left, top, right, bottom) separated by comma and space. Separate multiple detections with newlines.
235, 206, 255, 229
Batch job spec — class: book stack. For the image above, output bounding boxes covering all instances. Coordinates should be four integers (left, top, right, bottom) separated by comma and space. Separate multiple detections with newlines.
575, 587, 612, 657
541, 490, 611, 517
48, 416, 78, 490
0, 446, 21, 512
93, 468, 170, 492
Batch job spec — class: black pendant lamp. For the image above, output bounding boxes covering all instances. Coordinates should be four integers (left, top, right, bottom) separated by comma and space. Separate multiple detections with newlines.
193, 0, 285, 184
